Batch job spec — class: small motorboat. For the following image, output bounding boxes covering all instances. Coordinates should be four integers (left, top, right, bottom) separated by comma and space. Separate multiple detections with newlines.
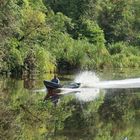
43, 80, 81, 89
43, 80, 62, 89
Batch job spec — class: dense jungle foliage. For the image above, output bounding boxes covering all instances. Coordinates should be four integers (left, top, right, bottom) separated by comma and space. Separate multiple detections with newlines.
0, 0, 140, 74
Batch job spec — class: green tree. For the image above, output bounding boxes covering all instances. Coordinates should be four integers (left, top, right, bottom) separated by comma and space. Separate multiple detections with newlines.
44, 0, 88, 20
73, 19, 105, 45
98, 0, 140, 44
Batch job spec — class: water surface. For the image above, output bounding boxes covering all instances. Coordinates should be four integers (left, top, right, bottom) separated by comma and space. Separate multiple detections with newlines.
0, 69, 140, 140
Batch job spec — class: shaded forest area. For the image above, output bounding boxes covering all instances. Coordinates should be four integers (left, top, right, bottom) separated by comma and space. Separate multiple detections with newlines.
0, 0, 140, 75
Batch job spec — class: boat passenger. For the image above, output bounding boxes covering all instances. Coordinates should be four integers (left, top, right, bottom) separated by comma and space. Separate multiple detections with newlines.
44, 75, 60, 104
51, 75, 60, 84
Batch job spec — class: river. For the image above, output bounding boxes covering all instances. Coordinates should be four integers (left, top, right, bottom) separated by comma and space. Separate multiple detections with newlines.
0, 69, 140, 140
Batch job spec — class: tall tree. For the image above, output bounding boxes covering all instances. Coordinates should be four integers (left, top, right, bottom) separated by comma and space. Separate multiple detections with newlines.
98, 0, 140, 44
44, 0, 90, 20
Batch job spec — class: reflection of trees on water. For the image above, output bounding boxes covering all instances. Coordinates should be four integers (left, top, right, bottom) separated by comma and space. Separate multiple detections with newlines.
23, 78, 36, 89
60, 89, 140, 140
97, 88, 140, 140
99, 88, 140, 122
1, 78, 140, 140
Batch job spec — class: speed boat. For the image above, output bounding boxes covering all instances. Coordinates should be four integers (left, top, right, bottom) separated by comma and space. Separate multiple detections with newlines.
43, 80, 81, 89
43, 80, 62, 89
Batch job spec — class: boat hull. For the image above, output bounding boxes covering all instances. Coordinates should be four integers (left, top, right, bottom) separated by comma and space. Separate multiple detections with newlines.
43, 80, 62, 89
43, 80, 81, 89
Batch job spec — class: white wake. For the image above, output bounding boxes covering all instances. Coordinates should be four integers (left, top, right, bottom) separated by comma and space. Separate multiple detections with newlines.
63, 71, 140, 102
34, 71, 140, 102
